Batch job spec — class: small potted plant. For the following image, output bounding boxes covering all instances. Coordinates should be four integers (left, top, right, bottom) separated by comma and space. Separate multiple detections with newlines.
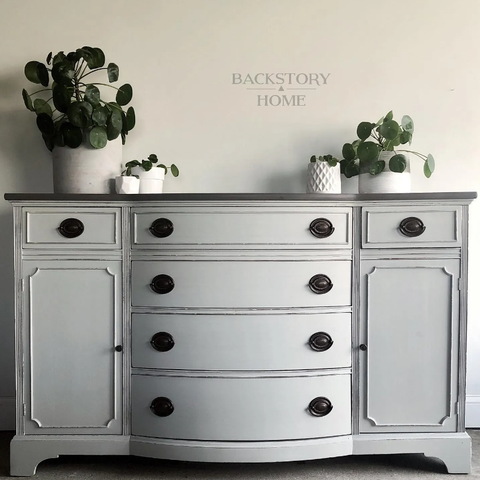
340, 111, 435, 193
22, 46, 136, 193
307, 154, 341, 193
118, 154, 179, 193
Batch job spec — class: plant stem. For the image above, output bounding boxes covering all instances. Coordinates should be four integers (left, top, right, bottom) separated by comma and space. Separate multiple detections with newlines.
398, 149, 427, 161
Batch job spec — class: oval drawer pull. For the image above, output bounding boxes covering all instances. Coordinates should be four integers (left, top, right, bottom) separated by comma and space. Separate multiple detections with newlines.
308, 397, 333, 417
308, 274, 333, 294
150, 275, 175, 294
58, 218, 84, 238
150, 397, 174, 417
149, 218, 174, 238
398, 217, 426, 237
151, 332, 175, 352
309, 332, 334, 352
309, 218, 335, 238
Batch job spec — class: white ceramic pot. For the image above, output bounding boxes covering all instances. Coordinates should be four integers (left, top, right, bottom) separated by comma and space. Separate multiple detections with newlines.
131, 166, 165, 193
358, 152, 411, 194
115, 176, 140, 194
306, 162, 341, 194
52, 138, 122, 194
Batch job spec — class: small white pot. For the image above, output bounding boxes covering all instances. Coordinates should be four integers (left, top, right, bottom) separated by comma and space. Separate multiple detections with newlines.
131, 166, 165, 193
358, 152, 411, 194
115, 176, 140, 194
306, 162, 341, 193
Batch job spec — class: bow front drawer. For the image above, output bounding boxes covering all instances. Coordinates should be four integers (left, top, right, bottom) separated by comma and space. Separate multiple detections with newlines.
131, 260, 351, 308
23, 208, 121, 249
132, 207, 352, 248
362, 206, 461, 248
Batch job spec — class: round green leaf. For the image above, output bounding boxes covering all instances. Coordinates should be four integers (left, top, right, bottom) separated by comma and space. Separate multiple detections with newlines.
61, 122, 83, 148
148, 154, 159, 164
425, 154, 435, 178
52, 84, 72, 113
78, 46, 105, 69
92, 106, 108, 126
85, 84, 101, 106
399, 131, 412, 145
344, 161, 360, 178
107, 121, 121, 140
171, 164, 179, 177
89, 126, 108, 148
36, 113, 54, 136
52, 51, 67, 65
357, 122, 374, 141
402, 115, 414, 134
22, 89, 34, 111
67, 101, 93, 128
141, 160, 153, 171
116, 84, 133, 106
125, 106, 135, 131
107, 63, 119, 83
92, 48, 105, 68
46, 52, 53, 65
378, 120, 400, 140
34, 98, 52, 116
389, 154, 407, 173
24, 61, 49, 86
77, 47, 95, 69
384, 110, 393, 122
357, 141, 379, 162
369, 160, 386, 175
52, 61, 75, 86
342, 143, 356, 161
66, 51, 81, 64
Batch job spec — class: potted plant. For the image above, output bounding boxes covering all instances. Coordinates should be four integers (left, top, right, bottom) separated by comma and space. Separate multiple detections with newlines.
22, 46, 136, 193
307, 154, 341, 193
340, 111, 435, 193
119, 154, 179, 193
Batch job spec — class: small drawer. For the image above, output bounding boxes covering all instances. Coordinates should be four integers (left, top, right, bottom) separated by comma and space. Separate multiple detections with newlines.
362, 206, 461, 248
132, 313, 351, 371
131, 374, 351, 441
23, 208, 121, 249
132, 207, 352, 249
131, 260, 351, 308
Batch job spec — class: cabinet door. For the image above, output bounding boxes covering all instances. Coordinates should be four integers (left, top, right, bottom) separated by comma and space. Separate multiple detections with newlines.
359, 258, 460, 433
21, 260, 123, 435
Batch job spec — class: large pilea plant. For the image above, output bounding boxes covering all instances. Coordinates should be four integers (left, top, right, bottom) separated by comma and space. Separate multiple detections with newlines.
22, 46, 135, 151
340, 111, 435, 178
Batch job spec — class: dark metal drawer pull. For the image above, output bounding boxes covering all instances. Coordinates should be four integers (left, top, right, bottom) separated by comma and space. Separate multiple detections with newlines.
308, 397, 333, 417
151, 332, 175, 352
398, 217, 426, 237
149, 218, 174, 238
309, 218, 335, 238
58, 218, 84, 238
150, 275, 175, 294
309, 332, 334, 352
150, 397, 174, 417
308, 274, 333, 294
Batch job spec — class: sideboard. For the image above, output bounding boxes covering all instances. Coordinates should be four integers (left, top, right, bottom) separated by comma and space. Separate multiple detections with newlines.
4, 192, 476, 476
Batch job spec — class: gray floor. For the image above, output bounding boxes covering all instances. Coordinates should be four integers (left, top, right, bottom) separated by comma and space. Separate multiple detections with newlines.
0, 431, 479, 479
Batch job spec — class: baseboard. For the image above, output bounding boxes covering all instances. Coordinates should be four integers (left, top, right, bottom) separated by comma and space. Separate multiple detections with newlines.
0, 396, 15, 431
466, 395, 480, 428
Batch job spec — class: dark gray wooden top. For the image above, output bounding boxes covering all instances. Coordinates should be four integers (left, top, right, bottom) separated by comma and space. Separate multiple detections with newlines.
3, 192, 478, 202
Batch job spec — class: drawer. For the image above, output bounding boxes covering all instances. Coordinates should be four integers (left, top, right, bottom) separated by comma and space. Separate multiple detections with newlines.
362, 206, 461, 248
132, 313, 351, 370
131, 260, 351, 308
23, 208, 121, 249
131, 374, 351, 441
132, 207, 352, 248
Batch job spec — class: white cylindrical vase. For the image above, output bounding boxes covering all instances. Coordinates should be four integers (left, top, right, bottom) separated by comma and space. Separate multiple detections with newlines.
306, 162, 341, 194
131, 166, 165, 193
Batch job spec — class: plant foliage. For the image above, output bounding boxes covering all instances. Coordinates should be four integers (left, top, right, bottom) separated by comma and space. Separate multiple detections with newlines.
22, 46, 135, 151
123, 154, 180, 177
310, 154, 339, 167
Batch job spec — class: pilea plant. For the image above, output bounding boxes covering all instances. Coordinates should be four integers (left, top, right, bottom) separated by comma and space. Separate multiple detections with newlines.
310, 154, 340, 166
340, 111, 435, 178
123, 154, 179, 177
22, 46, 135, 151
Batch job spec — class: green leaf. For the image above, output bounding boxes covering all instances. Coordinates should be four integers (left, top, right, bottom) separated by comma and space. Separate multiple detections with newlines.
389, 154, 407, 173
384, 110, 393, 122
22, 89, 34, 111
342, 143, 356, 161
116, 83, 133, 106
425, 154, 435, 178
66, 51, 81, 64
344, 161, 360, 178
79, 46, 105, 69
158, 163, 168, 174
33, 98, 52, 116
171, 164, 180, 177
148, 154, 159, 164
24, 61, 49, 86
357, 141, 379, 163
52, 52, 67, 65
67, 101, 93, 128
46, 52, 53, 65
125, 160, 141, 168
92, 48, 105, 68
141, 160, 153, 171
42, 134, 55, 151
52, 61, 76, 86
310, 155, 317, 163
89, 126, 108, 148
369, 160, 386, 175
108, 108, 123, 131
92, 106, 109, 126
107, 63, 119, 82
125, 106, 135, 131
378, 120, 400, 140
60, 122, 83, 148
399, 131, 412, 145
36, 113, 54, 135
402, 115, 414, 134
85, 84, 101, 106
357, 122, 374, 141
52, 84, 72, 113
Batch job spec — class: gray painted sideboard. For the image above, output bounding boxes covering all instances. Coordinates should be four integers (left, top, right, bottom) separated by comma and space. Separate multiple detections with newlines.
4, 192, 476, 476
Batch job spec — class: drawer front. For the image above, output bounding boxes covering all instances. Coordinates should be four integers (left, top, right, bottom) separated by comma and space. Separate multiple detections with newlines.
362, 206, 461, 248
132, 374, 351, 441
132, 207, 352, 248
132, 313, 351, 370
23, 208, 121, 248
131, 260, 351, 308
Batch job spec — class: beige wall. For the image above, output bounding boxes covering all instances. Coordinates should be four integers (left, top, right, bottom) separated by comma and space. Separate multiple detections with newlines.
1, 0, 480, 425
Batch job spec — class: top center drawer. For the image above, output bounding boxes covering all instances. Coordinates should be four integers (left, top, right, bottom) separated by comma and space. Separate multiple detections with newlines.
132, 207, 352, 249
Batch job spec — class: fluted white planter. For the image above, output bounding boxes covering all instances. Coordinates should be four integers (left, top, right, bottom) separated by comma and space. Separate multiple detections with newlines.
306, 162, 341, 194
131, 166, 165, 193
358, 152, 411, 194
52, 139, 122, 194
